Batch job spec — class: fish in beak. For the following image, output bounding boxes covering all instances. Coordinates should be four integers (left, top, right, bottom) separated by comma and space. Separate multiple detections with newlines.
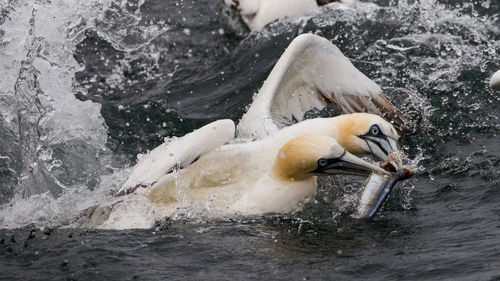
355, 150, 414, 219
355, 168, 414, 219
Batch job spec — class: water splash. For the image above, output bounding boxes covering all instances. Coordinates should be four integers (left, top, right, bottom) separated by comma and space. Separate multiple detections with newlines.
0, 0, 177, 228
1, 0, 498, 228
0, 0, 117, 226
94, 0, 169, 52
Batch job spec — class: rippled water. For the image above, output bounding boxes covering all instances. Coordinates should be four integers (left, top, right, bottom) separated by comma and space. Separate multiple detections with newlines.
1, 0, 499, 279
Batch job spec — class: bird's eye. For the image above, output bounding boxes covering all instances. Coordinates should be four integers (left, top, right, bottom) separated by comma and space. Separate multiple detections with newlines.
318, 158, 328, 167
370, 125, 380, 135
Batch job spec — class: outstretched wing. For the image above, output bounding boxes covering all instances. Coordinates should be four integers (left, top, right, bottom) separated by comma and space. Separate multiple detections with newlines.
117, 119, 236, 196
237, 33, 408, 139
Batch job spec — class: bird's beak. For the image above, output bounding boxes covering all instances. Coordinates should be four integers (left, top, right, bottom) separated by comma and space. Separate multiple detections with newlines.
361, 136, 399, 162
312, 151, 391, 177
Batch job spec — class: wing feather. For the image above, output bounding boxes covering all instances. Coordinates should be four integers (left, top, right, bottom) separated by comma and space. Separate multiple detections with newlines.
237, 34, 408, 139
117, 119, 236, 196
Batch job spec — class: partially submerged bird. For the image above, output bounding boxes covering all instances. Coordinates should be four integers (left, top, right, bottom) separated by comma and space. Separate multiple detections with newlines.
118, 113, 401, 197
118, 34, 409, 198
89, 34, 414, 229
90, 118, 393, 229
233, 33, 414, 218
490, 69, 500, 91
224, 0, 355, 31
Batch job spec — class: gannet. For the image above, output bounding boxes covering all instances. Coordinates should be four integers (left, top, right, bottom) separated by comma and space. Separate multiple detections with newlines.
117, 113, 400, 197
490, 69, 500, 91
229, 133, 389, 215
116, 34, 407, 198
91, 119, 391, 229
93, 34, 413, 228
236, 33, 409, 140
224, 0, 356, 31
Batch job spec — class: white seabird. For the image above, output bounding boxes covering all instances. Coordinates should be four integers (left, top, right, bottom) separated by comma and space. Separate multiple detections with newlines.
490, 69, 500, 91
89, 34, 411, 229
117, 34, 406, 197
117, 113, 400, 197
224, 0, 356, 31
92, 116, 393, 229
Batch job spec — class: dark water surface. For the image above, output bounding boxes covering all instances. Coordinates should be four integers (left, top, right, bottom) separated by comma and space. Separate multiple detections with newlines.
1, 0, 499, 280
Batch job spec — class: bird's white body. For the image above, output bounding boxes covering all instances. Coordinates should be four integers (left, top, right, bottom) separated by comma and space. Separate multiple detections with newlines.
94, 119, 334, 229
490, 69, 500, 91
232, 174, 317, 215
225, 0, 355, 31
240, 0, 318, 31
89, 34, 405, 230
118, 119, 236, 195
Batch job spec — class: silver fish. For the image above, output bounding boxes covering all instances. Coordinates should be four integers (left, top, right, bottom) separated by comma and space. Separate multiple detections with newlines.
355, 150, 413, 219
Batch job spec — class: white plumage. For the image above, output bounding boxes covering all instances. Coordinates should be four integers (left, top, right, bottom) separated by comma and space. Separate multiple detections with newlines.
88, 34, 408, 229
225, 0, 355, 31
116, 119, 235, 196
237, 33, 389, 139
490, 69, 500, 91
93, 119, 388, 229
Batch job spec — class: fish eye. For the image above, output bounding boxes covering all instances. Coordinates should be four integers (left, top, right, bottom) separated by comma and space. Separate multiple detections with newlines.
370, 125, 380, 135
318, 158, 328, 167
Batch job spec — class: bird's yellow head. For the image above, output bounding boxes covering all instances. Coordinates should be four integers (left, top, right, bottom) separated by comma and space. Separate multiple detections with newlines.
272, 134, 388, 182
333, 113, 400, 161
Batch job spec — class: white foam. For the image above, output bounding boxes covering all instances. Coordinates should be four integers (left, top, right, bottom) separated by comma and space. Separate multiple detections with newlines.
0, 0, 115, 226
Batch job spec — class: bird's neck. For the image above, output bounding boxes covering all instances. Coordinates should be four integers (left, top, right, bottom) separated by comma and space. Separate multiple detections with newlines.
327, 115, 366, 155
236, 172, 317, 215
271, 161, 313, 182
